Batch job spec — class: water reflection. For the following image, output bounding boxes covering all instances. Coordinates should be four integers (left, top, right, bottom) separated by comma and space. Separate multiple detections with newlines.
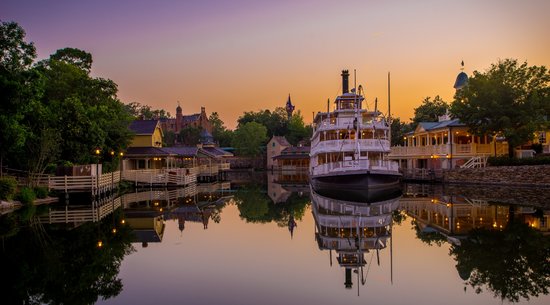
311, 186, 401, 294
402, 183, 550, 302
0, 209, 134, 304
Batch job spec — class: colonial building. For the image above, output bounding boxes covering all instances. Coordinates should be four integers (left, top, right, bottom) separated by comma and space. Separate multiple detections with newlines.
160, 104, 212, 134
389, 63, 511, 170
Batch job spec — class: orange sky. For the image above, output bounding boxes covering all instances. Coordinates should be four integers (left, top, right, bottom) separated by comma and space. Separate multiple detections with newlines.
3, 0, 550, 129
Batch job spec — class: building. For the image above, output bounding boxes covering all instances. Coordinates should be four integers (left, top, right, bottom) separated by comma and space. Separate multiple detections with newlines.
267, 136, 291, 169
129, 120, 163, 148
160, 104, 212, 135
389, 64, 511, 171
389, 114, 509, 170
272, 145, 310, 170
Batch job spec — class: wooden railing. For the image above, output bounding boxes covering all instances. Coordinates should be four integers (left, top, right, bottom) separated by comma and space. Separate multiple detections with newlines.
39, 196, 121, 224
122, 168, 198, 186
120, 185, 198, 207
390, 143, 509, 157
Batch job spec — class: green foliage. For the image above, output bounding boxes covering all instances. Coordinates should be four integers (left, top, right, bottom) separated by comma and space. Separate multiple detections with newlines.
411, 95, 449, 128
1, 21, 134, 177
231, 122, 268, 157
0, 209, 135, 304
33, 186, 49, 199
286, 110, 312, 145
124, 101, 171, 119
49, 47, 92, 72
488, 155, 550, 166
178, 126, 201, 146
451, 59, 550, 157
0, 21, 38, 163
0, 20, 36, 72
209, 112, 233, 147
16, 186, 35, 205
391, 117, 413, 146
237, 107, 288, 138
163, 130, 176, 147
0, 176, 18, 200
235, 184, 309, 226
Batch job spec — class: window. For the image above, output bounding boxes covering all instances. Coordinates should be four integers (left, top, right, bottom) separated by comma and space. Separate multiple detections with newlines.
272, 142, 276, 147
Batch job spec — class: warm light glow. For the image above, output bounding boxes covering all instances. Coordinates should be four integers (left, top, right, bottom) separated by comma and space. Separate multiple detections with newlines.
110, 151, 115, 156
95, 149, 101, 155
97, 240, 103, 248
112, 228, 117, 234
121, 219, 125, 224
154, 202, 159, 206
119, 152, 124, 157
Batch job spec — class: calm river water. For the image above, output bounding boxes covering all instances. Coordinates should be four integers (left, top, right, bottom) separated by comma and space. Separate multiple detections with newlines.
1, 172, 549, 305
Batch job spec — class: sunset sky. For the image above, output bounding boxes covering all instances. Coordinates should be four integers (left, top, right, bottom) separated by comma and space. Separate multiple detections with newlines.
3, 0, 549, 129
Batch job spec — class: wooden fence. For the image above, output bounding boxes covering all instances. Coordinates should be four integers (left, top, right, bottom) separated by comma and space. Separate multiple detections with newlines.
39, 196, 121, 224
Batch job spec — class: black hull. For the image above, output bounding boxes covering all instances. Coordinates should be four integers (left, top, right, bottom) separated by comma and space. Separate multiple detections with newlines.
310, 172, 402, 203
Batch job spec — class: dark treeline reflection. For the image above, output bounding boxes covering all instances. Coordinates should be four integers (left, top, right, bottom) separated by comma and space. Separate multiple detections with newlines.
450, 221, 550, 303
234, 184, 309, 228
0, 209, 134, 305
404, 183, 550, 303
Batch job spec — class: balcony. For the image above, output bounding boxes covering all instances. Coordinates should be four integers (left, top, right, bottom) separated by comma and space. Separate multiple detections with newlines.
312, 139, 391, 154
389, 143, 508, 158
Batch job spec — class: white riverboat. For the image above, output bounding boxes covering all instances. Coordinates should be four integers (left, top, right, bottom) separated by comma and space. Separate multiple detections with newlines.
309, 70, 401, 202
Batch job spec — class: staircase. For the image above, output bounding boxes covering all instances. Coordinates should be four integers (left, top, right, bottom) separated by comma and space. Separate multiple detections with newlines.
461, 156, 488, 168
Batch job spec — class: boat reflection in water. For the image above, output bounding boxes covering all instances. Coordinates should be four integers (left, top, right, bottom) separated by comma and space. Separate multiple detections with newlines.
311, 185, 401, 294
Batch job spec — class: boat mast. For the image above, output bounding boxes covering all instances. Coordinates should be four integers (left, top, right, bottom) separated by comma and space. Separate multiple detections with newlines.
354, 69, 360, 160
388, 72, 391, 147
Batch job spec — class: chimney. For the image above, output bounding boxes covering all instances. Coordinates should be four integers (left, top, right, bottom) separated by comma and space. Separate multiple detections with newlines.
201, 107, 205, 114
341, 70, 349, 94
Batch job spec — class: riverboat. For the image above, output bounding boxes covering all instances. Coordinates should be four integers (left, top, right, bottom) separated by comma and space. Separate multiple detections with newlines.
309, 70, 401, 202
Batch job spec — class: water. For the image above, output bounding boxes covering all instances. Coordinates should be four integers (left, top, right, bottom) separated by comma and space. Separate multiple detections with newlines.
1, 175, 549, 305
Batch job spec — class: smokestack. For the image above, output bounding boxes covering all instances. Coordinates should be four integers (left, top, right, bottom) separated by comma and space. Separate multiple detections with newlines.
341, 70, 349, 94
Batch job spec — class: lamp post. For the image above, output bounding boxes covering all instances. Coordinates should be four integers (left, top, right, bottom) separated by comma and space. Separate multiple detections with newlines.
94, 148, 101, 195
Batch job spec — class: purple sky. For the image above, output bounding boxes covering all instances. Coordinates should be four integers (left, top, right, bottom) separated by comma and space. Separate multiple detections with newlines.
3, 0, 549, 128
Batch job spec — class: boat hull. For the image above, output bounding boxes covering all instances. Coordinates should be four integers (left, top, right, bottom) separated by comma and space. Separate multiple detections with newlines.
310, 171, 402, 203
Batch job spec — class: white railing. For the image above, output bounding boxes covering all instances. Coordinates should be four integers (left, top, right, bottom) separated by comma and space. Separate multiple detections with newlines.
39, 197, 121, 224
199, 164, 219, 176
316, 235, 388, 250
312, 139, 390, 154
219, 162, 231, 170
122, 168, 198, 186
390, 143, 509, 157
315, 117, 387, 132
311, 159, 399, 177
315, 214, 392, 228
461, 156, 488, 168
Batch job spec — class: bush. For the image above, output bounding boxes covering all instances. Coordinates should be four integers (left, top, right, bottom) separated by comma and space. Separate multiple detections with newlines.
0, 176, 18, 201
16, 187, 36, 206
488, 156, 550, 166
33, 186, 49, 199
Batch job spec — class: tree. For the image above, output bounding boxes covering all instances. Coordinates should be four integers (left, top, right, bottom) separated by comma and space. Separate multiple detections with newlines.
124, 102, 170, 119
286, 110, 312, 145
450, 222, 550, 302
411, 95, 449, 127
237, 108, 288, 138
0, 21, 38, 176
209, 112, 233, 147
451, 59, 550, 157
178, 126, 201, 146
390, 117, 413, 146
231, 122, 267, 157
49, 47, 92, 72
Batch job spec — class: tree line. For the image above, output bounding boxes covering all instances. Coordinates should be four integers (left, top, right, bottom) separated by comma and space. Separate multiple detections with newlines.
392, 59, 550, 158
1, 21, 133, 180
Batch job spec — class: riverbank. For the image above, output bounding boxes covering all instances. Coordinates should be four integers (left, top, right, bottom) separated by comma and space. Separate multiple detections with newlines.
443, 165, 550, 188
